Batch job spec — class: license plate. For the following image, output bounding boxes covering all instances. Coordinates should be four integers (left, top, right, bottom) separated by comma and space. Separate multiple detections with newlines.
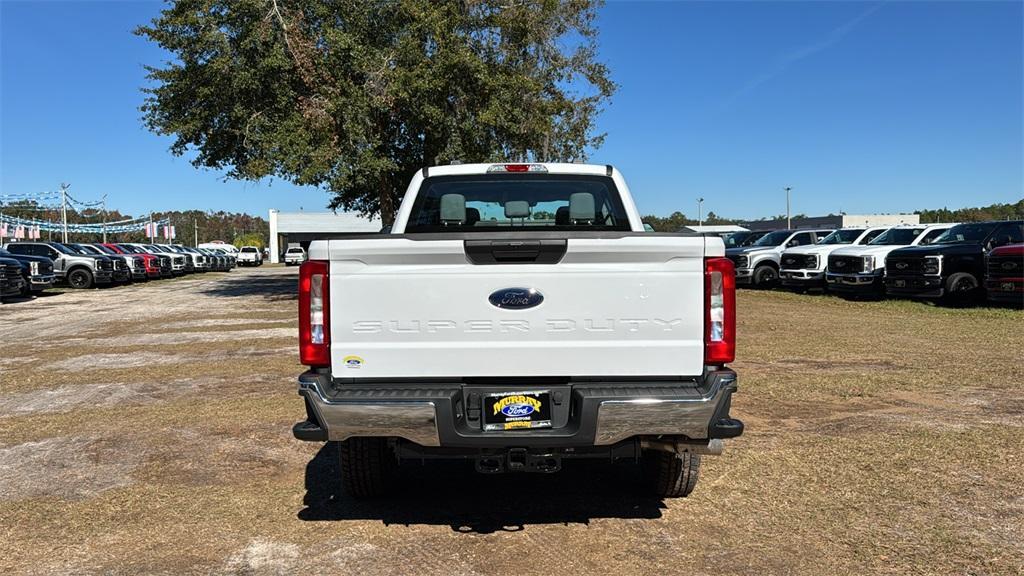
483, 391, 552, 431
894, 280, 906, 287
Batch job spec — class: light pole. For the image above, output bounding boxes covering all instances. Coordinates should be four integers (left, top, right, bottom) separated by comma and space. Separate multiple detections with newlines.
60, 183, 70, 243
101, 194, 108, 243
697, 197, 704, 229
784, 187, 792, 230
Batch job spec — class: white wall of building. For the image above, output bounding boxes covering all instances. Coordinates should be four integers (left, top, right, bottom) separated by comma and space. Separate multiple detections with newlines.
840, 214, 920, 227
268, 209, 382, 263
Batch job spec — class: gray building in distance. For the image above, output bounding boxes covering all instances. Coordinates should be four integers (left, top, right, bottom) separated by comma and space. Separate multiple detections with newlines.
742, 213, 919, 231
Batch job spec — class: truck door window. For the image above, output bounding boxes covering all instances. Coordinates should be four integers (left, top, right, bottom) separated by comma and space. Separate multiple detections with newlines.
860, 229, 886, 243
406, 174, 630, 233
788, 232, 814, 246
917, 228, 946, 245
992, 223, 1023, 246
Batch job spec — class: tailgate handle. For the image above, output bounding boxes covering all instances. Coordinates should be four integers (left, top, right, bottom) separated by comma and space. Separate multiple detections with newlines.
464, 239, 567, 265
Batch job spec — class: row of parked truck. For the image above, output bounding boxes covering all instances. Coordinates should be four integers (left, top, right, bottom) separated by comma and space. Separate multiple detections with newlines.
722, 220, 1023, 305
0, 241, 237, 301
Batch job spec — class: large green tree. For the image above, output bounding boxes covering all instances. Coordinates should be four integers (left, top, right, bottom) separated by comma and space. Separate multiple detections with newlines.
137, 0, 615, 224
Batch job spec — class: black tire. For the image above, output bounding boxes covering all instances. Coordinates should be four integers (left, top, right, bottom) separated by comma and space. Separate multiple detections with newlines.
337, 438, 397, 498
642, 450, 701, 498
67, 268, 94, 289
944, 272, 980, 305
753, 265, 778, 288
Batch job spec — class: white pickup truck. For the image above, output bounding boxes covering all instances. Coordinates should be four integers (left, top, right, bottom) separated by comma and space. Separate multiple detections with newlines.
293, 163, 742, 498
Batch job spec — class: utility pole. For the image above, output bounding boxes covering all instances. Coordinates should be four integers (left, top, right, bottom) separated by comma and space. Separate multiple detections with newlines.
101, 194, 108, 243
149, 213, 155, 243
697, 197, 705, 229
784, 187, 792, 230
194, 219, 199, 247
60, 183, 70, 243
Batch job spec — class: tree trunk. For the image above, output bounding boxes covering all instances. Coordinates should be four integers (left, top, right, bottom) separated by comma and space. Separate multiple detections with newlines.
379, 178, 395, 226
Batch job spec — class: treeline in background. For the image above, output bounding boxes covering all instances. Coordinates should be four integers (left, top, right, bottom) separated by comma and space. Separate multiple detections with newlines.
641, 199, 1024, 232
0, 202, 269, 248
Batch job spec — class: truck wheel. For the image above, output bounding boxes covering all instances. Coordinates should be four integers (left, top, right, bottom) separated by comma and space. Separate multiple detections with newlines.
337, 438, 397, 498
945, 272, 980, 305
753, 265, 777, 288
67, 268, 94, 289
642, 450, 701, 498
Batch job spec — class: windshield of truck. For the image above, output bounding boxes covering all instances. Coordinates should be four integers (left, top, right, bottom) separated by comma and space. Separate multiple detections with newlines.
933, 223, 999, 244
752, 230, 792, 247
91, 244, 117, 255
723, 232, 751, 248
869, 228, 925, 245
818, 229, 865, 245
117, 244, 141, 254
739, 231, 769, 246
58, 243, 89, 255
405, 174, 631, 233
72, 244, 102, 255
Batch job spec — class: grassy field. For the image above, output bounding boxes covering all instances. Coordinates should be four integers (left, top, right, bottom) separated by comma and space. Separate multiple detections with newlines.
1, 268, 1021, 575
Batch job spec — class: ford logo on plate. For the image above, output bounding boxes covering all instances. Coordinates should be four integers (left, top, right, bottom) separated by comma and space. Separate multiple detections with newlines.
489, 287, 543, 310
501, 403, 536, 417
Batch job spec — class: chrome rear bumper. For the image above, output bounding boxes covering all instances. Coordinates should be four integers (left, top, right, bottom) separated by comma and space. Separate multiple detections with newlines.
295, 370, 741, 449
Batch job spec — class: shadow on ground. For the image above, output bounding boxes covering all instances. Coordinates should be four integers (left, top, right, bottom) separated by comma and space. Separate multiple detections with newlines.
200, 273, 297, 300
298, 443, 665, 533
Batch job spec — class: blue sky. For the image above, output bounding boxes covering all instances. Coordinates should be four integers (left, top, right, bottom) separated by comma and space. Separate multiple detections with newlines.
1, 0, 1021, 220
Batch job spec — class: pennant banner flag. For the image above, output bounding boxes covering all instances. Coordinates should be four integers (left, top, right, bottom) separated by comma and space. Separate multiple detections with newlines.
0, 214, 169, 235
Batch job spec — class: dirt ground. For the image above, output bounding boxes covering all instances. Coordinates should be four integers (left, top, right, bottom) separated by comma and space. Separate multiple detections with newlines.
1, 267, 1022, 575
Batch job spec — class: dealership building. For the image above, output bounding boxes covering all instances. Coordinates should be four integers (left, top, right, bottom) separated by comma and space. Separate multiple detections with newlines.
742, 214, 920, 230
268, 210, 382, 263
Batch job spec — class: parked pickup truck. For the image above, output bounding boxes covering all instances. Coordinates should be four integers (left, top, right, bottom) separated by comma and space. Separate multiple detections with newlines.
885, 220, 1024, 303
292, 163, 743, 498
283, 246, 307, 266
0, 246, 55, 296
985, 243, 1024, 305
825, 224, 953, 297
4, 241, 115, 289
779, 227, 889, 292
0, 254, 27, 300
237, 246, 263, 267
726, 228, 834, 287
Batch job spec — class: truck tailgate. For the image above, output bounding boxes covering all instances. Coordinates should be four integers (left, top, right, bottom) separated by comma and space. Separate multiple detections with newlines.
326, 236, 709, 379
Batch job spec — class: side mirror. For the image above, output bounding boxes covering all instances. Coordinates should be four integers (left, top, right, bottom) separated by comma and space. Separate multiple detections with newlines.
787, 240, 798, 247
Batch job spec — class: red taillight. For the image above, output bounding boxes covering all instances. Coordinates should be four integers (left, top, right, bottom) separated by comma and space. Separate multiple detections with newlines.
299, 260, 330, 367
705, 257, 736, 364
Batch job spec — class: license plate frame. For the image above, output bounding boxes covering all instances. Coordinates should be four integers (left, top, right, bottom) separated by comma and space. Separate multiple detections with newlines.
482, 390, 552, 431
894, 279, 906, 288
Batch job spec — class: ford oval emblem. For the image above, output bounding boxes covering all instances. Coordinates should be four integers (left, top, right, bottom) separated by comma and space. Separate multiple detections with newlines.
501, 402, 536, 417
489, 287, 543, 310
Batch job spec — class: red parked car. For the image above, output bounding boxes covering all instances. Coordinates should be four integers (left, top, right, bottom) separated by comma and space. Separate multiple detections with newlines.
986, 243, 1024, 305
102, 243, 162, 279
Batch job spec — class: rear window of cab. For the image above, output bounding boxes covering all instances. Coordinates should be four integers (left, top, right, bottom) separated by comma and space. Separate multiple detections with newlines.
405, 174, 631, 233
